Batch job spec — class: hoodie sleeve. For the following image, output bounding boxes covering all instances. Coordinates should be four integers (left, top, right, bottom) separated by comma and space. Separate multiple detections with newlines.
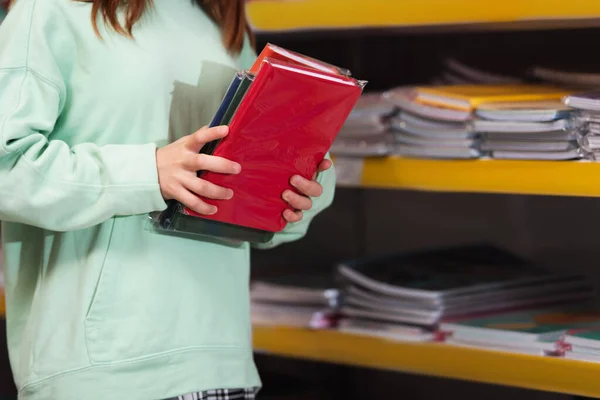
0, 0, 167, 232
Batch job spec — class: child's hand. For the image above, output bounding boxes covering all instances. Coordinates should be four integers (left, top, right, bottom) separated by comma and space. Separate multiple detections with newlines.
156, 125, 241, 215
282, 159, 333, 223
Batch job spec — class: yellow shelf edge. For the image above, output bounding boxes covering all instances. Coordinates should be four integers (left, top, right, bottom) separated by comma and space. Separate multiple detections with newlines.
253, 325, 600, 398
342, 157, 600, 197
247, 0, 600, 32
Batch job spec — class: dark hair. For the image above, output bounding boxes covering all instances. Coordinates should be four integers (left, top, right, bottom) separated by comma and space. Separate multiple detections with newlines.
7, 0, 255, 54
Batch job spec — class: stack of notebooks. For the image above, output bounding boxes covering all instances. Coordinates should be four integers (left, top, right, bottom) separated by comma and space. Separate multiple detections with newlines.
384, 86, 479, 159
335, 244, 594, 343
561, 327, 600, 362
475, 100, 579, 161
250, 273, 339, 328
441, 302, 600, 355
330, 93, 396, 157
564, 92, 600, 160
156, 43, 365, 243
384, 84, 576, 160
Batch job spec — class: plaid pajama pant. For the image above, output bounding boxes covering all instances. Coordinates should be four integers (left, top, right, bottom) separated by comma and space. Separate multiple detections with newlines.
165, 388, 258, 400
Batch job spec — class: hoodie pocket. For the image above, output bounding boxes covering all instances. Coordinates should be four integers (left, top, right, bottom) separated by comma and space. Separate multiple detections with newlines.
84, 215, 251, 364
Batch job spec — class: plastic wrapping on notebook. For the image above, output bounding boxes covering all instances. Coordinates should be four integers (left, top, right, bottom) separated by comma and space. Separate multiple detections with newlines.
250, 43, 352, 77
154, 47, 365, 243
161, 58, 364, 242
185, 58, 365, 233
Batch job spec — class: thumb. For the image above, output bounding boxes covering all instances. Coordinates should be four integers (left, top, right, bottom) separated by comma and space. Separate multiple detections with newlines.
187, 125, 229, 152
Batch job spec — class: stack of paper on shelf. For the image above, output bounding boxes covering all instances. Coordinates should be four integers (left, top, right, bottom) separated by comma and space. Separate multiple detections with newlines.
330, 92, 396, 157
390, 110, 479, 159
441, 303, 600, 355
250, 273, 339, 328
337, 318, 436, 342
564, 92, 600, 161
475, 100, 580, 161
561, 327, 600, 362
384, 86, 478, 159
335, 244, 594, 340
384, 84, 571, 159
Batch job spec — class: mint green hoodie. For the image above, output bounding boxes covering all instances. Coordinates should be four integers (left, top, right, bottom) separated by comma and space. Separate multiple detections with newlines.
0, 0, 335, 398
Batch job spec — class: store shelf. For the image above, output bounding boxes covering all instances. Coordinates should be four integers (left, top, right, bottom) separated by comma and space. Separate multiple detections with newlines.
246, 0, 600, 33
334, 157, 600, 197
253, 325, 600, 398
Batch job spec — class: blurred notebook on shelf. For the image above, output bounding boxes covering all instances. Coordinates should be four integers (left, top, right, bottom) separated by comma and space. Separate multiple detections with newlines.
484, 131, 573, 142
564, 327, 600, 351
445, 337, 556, 355
476, 100, 572, 122
480, 140, 574, 152
338, 92, 395, 137
564, 92, 600, 111
337, 244, 593, 327
337, 318, 435, 342
473, 118, 568, 133
532, 67, 600, 90
338, 244, 542, 301
441, 303, 600, 354
490, 148, 582, 161
395, 144, 480, 159
562, 327, 600, 362
384, 86, 472, 122
392, 111, 475, 139
415, 84, 570, 112
345, 92, 396, 118
330, 136, 393, 157
251, 273, 338, 306
443, 59, 523, 85
395, 132, 476, 149
251, 303, 332, 328
251, 273, 339, 328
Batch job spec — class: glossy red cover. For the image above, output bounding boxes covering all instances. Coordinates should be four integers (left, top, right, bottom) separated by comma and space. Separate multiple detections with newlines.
250, 43, 351, 77
183, 59, 363, 232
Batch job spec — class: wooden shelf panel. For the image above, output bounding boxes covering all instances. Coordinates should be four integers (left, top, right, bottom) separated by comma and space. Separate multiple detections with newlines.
334, 157, 600, 197
246, 0, 600, 33
253, 325, 600, 398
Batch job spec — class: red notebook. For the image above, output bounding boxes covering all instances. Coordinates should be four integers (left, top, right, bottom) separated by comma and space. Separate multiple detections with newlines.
183, 58, 365, 232
250, 43, 351, 77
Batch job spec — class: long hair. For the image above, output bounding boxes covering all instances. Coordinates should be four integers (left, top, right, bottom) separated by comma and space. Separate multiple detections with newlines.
6, 0, 254, 54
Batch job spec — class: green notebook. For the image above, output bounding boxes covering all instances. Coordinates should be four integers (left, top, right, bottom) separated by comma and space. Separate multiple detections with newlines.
442, 303, 600, 343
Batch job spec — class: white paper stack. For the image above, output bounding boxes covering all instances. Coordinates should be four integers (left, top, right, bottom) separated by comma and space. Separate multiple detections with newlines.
330, 92, 396, 157
390, 110, 480, 159
383, 86, 481, 159
564, 92, 600, 161
441, 303, 600, 356
336, 244, 594, 330
475, 100, 580, 160
561, 327, 600, 362
250, 273, 339, 328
